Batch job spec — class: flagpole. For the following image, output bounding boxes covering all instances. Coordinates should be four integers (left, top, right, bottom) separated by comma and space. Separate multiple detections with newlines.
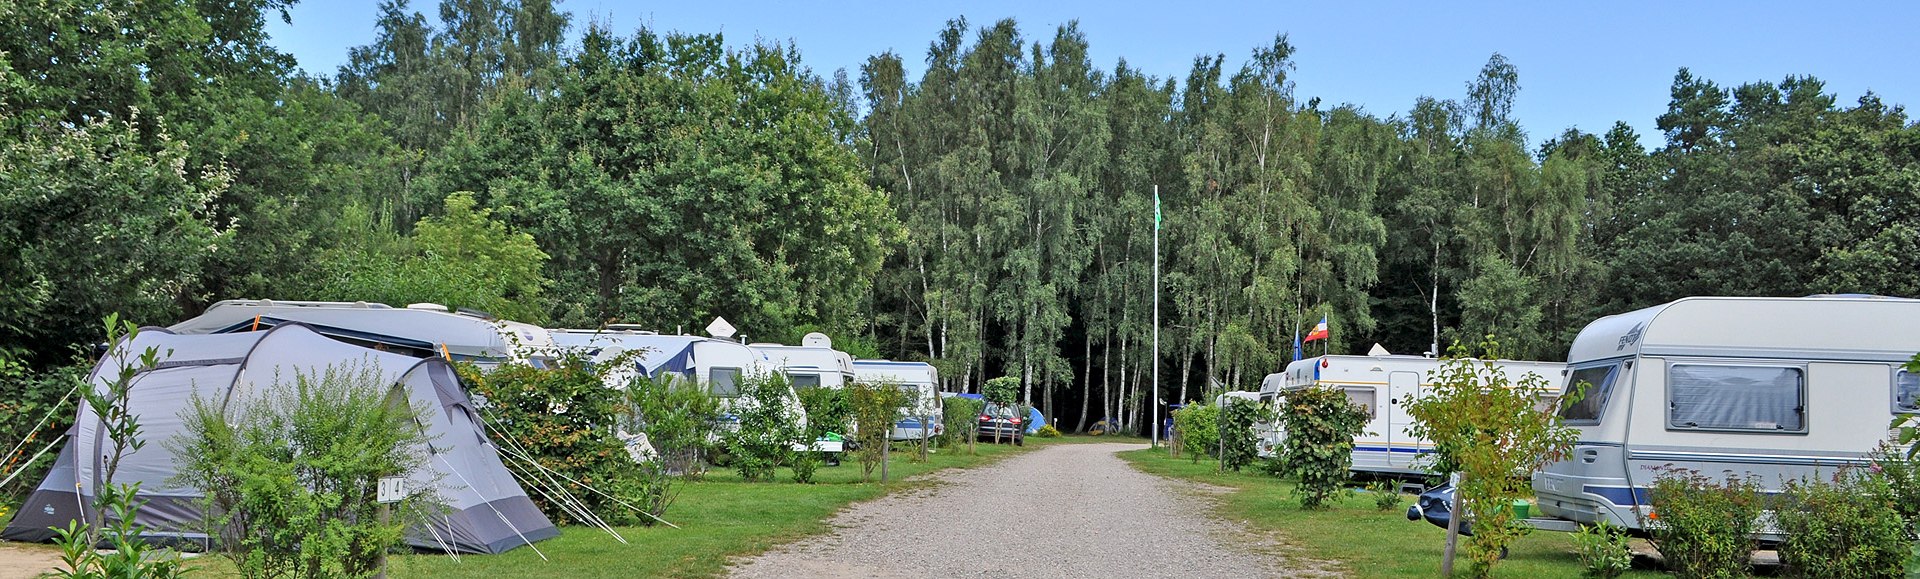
1151, 185, 1161, 450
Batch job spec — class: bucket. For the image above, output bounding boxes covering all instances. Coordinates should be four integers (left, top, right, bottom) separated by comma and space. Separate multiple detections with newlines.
1512, 499, 1532, 519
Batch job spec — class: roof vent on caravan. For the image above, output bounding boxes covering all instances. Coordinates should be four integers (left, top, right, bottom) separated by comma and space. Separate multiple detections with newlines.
406, 303, 449, 312
801, 332, 832, 349
604, 323, 657, 334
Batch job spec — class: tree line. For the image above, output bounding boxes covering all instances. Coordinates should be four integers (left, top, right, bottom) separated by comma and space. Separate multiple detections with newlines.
2, 2, 1916, 433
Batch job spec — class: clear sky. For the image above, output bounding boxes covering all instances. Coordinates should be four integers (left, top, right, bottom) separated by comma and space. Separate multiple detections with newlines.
266, 1, 1918, 149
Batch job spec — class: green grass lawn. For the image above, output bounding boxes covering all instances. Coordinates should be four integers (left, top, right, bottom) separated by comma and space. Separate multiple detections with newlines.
1118, 448, 1664, 579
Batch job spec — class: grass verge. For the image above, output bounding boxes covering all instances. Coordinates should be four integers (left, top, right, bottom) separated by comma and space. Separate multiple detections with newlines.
1118, 448, 1664, 579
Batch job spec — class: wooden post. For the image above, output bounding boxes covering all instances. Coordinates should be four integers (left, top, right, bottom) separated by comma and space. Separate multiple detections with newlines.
880, 438, 890, 483
1441, 472, 1462, 576
376, 501, 390, 579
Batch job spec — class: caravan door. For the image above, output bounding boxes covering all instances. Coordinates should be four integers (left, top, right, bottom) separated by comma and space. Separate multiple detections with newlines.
1387, 371, 1421, 467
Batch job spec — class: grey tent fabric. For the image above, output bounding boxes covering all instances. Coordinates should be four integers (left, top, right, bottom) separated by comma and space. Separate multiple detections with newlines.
1, 324, 557, 554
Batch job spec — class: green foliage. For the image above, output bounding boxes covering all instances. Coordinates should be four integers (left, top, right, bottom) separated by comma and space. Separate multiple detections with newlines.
171, 362, 435, 578
1644, 468, 1763, 579
1572, 520, 1633, 579
1173, 403, 1219, 464
1366, 481, 1404, 511
460, 356, 671, 525
1035, 425, 1062, 438
0, 352, 82, 500
1405, 338, 1580, 577
1774, 469, 1909, 579
721, 372, 806, 482
983, 377, 1021, 406
53, 318, 184, 579
1219, 399, 1267, 472
624, 374, 721, 479
942, 396, 985, 453
849, 382, 907, 481
797, 386, 851, 441
1277, 388, 1368, 509
311, 192, 551, 322
1869, 442, 1920, 540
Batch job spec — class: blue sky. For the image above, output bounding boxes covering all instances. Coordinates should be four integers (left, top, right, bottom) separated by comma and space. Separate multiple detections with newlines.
267, 1, 1917, 149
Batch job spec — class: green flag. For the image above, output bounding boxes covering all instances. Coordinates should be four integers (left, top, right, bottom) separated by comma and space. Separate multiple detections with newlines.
1154, 190, 1161, 229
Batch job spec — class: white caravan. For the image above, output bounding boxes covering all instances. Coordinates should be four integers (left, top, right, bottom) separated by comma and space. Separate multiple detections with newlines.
168, 299, 557, 370
1532, 295, 1920, 534
1258, 354, 1565, 474
748, 333, 857, 390
851, 360, 945, 441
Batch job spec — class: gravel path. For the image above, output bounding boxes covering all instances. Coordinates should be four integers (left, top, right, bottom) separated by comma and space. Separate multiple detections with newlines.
729, 442, 1328, 578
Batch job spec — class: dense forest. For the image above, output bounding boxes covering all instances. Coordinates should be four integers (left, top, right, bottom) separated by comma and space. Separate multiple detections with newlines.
3, 0, 1917, 434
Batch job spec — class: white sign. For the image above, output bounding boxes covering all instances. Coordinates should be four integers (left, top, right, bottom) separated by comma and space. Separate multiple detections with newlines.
706, 316, 736, 339
377, 476, 407, 504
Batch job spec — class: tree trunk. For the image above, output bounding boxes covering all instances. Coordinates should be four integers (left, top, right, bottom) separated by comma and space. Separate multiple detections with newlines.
1076, 336, 1092, 432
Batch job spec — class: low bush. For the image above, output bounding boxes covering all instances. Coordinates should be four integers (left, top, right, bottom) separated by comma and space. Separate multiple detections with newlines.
796, 386, 850, 440
1774, 468, 1908, 579
1644, 467, 1763, 579
1365, 480, 1403, 511
625, 374, 721, 479
1572, 520, 1632, 579
942, 396, 984, 453
1035, 424, 1062, 438
1218, 399, 1267, 472
721, 372, 808, 482
1173, 403, 1220, 464
174, 363, 437, 579
462, 355, 673, 525
1277, 387, 1367, 509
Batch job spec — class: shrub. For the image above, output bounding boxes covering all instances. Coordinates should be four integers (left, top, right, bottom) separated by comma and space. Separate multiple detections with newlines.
1774, 468, 1908, 579
0, 352, 82, 503
942, 396, 984, 453
1035, 424, 1062, 438
624, 374, 721, 479
1366, 480, 1403, 511
173, 362, 436, 579
1645, 467, 1763, 579
1405, 337, 1580, 577
1219, 398, 1268, 472
1572, 520, 1633, 579
461, 355, 671, 525
1173, 403, 1220, 464
1277, 387, 1368, 509
721, 372, 808, 482
797, 386, 850, 441
849, 381, 907, 482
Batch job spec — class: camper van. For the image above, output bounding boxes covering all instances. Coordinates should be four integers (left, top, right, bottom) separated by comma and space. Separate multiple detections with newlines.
1259, 354, 1565, 474
1532, 295, 1920, 534
851, 360, 944, 441
168, 299, 557, 370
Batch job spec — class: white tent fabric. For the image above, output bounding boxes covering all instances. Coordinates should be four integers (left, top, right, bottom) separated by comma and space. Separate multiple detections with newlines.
1, 324, 556, 554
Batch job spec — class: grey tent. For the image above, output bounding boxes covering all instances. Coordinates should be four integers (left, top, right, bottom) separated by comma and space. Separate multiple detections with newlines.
1, 324, 557, 554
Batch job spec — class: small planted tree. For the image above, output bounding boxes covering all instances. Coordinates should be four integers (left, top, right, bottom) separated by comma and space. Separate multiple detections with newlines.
1276, 387, 1368, 509
173, 363, 438, 578
625, 374, 721, 480
1219, 397, 1269, 472
983, 377, 1020, 444
849, 382, 906, 482
1173, 403, 1220, 464
721, 372, 807, 482
943, 396, 985, 455
1405, 337, 1580, 578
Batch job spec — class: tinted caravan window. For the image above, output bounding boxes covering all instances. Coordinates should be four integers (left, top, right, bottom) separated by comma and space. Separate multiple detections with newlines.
1668, 365, 1804, 432
1559, 364, 1618, 423
789, 373, 822, 390
1896, 370, 1920, 414
710, 367, 742, 398
1341, 387, 1377, 420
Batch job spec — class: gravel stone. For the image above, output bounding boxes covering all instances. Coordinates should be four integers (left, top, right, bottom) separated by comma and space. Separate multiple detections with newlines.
728, 442, 1324, 578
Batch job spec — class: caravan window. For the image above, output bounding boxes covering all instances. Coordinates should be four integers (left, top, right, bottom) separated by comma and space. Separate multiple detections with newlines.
1559, 364, 1619, 424
1341, 387, 1377, 420
1895, 370, 1920, 414
710, 367, 742, 398
1667, 364, 1805, 433
789, 373, 822, 390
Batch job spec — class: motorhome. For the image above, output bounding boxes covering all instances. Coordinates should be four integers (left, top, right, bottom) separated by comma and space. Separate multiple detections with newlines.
1532, 295, 1920, 534
168, 299, 557, 370
851, 360, 944, 441
1258, 354, 1565, 474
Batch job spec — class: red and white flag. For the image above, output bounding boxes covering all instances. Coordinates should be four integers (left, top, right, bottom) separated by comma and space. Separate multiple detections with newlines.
1303, 316, 1329, 342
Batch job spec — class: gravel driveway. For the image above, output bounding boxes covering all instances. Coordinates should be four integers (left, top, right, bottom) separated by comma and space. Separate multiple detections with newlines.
728, 442, 1329, 578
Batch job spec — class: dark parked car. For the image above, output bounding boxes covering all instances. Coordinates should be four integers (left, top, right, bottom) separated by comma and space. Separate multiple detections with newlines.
976, 403, 1025, 446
